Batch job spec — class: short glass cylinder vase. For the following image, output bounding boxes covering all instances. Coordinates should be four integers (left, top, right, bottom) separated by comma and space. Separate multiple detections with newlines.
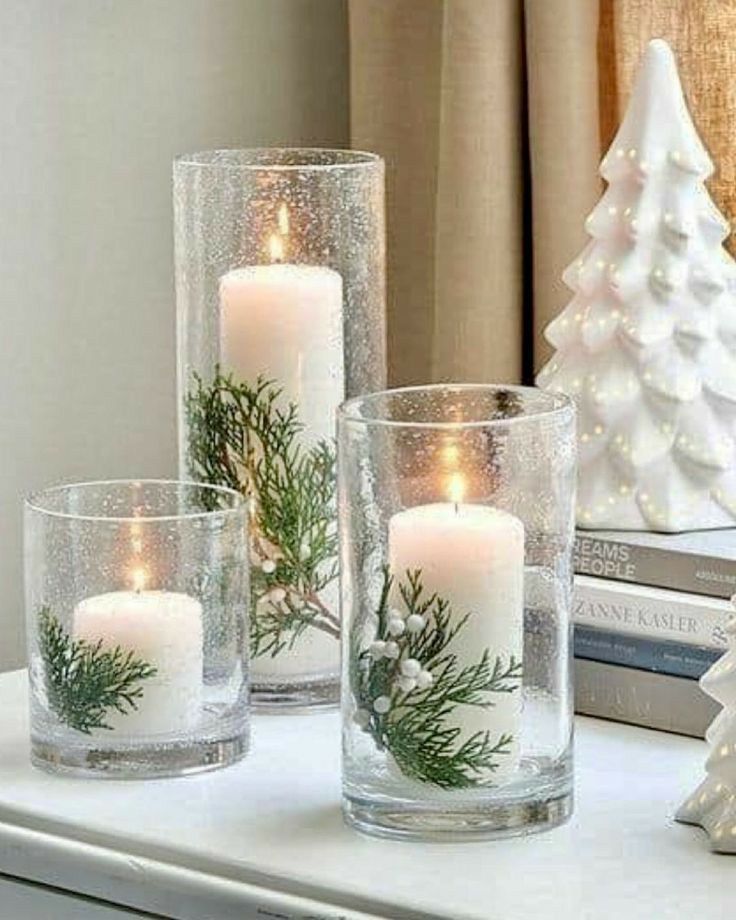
338, 385, 577, 840
24, 480, 249, 779
174, 148, 386, 711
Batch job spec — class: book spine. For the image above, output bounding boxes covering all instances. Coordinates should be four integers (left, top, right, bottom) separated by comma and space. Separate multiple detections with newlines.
574, 659, 719, 738
574, 625, 722, 680
573, 577, 732, 648
574, 533, 736, 599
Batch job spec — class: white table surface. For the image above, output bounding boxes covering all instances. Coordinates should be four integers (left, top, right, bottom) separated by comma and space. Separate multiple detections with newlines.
0, 669, 731, 920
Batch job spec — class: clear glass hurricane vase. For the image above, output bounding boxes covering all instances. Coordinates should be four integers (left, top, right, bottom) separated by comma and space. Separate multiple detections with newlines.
24, 480, 249, 778
338, 385, 576, 840
174, 148, 386, 711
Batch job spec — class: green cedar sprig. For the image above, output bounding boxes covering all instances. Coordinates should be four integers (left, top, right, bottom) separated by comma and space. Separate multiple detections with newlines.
351, 568, 523, 789
38, 607, 157, 734
185, 369, 339, 658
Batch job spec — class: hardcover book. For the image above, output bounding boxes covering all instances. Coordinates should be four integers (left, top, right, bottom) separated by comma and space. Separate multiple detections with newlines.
574, 658, 719, 738
574, 625, 721, 681
574, 528, 736, 599
573, 574, 733, 648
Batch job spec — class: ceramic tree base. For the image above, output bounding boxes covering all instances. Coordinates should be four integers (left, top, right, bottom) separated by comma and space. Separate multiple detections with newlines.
677, 776, 736, 853
676, 610, 736, 853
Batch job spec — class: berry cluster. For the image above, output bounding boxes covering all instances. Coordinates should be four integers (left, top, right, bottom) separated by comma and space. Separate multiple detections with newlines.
356, 606, 434, 722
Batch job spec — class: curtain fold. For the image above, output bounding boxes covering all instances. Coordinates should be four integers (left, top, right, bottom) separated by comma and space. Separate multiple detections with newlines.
525, 0, 602, 370
350, 0, 736, 385
349, 0, 445, 386
432, 0, 523, 384
349, 0, 523, 386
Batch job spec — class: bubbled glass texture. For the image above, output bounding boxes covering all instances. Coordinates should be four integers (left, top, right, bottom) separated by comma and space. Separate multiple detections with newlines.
338, 385, 577, 840
174, 149, 386, 710
24, 480, 249, 778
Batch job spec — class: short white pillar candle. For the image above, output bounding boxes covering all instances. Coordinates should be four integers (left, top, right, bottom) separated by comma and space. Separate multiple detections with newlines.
73, 589, 203, 735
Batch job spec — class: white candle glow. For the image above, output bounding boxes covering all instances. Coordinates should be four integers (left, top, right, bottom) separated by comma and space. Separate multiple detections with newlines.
73, 569, 203, 735
219, 212, 344, 678
388, 474, 525, 783
219, 228, 344, 447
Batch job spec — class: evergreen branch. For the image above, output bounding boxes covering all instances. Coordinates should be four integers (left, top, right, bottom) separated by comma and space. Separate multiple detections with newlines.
38, 607, 156, 735
351, 567, 523, 789
185, 369, 339, 658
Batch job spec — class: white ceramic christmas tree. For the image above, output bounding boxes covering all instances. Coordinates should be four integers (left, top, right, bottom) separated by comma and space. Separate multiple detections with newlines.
537, 39, 736, 533
677, 608, 736, 852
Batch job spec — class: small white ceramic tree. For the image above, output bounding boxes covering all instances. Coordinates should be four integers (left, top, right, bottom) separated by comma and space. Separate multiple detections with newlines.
537, 39, 736, 533
677, 608, 736, 852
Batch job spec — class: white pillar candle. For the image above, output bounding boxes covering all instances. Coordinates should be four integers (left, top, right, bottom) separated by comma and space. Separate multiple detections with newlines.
220, 263, 344, 446
388, 496, 524, 783
219, 259, 344, 679
73, 590, 203, 735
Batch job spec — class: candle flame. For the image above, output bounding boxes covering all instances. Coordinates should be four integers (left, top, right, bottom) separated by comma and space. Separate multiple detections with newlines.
447, 472, 466, 505
277, 202, 290, 236
131, 567, 147, 593
267, 203, 290, 263
129, 517, 143, 554
441, 442, 460, 466
268, 233, 285, 263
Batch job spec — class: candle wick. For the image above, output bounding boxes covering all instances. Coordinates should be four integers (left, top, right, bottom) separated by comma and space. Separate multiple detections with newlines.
454, 501, 459, 515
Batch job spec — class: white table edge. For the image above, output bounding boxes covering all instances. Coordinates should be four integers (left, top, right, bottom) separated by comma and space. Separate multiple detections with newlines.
0, 811, 419, 920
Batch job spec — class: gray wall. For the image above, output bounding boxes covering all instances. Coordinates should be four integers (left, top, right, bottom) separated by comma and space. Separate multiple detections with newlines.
0, 0, 349, 670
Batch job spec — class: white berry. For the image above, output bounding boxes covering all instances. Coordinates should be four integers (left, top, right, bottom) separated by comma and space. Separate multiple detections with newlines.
398, 676, 417, 693
416, 669, 434, 690
388, 618, 406, 637
384, 641, 400, 659
401, 658, 421, 678
389, 607, 404, 621
406, 614, 426, 634
369, 640, 386, 659
261, 559, 276, 574
269, 587, 286, 604
373, 696, 391, 714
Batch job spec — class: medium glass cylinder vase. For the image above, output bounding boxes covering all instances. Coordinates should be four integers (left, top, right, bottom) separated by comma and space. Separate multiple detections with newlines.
24, 480, 249, 778
174, 149, 386, 711
338, 385, 576, 840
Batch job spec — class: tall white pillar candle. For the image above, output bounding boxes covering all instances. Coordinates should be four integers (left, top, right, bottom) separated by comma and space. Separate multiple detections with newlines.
219, 262, 344, 678
388, 501, 524, 783
73, 590, 203, 735
220, 264, 344, 445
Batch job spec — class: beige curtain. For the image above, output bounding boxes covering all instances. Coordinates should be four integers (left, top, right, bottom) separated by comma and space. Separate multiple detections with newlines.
350, 0, 600, 385
525, 0, 601, 369
350, 0, 736, 386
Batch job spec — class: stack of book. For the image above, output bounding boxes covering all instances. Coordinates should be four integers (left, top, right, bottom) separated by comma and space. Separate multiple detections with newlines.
572, 528, 736, 737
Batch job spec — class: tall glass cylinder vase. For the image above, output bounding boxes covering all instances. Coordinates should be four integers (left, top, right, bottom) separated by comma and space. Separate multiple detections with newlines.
338, 385, 576, 840
174, 149, 385, 711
